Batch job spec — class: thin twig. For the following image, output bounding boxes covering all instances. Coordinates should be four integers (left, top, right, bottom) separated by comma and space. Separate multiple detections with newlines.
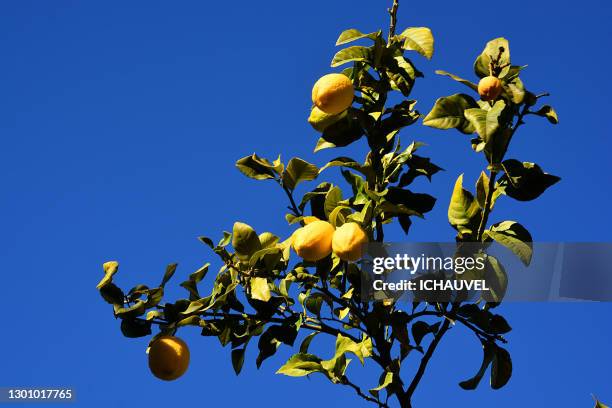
387, 0, 400, 42
342, 376, 389, 408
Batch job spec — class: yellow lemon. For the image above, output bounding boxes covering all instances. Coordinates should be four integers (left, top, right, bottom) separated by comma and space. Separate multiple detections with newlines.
308, 106, 346, 132
312, 73, 354, 115
477, 76, 503, 101
148, 336, 190, 381
332, 222, 368, 262
292, 220, 335, 261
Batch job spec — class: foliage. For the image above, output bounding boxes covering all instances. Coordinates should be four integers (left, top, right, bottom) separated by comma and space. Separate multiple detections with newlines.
96, 3, 559, 407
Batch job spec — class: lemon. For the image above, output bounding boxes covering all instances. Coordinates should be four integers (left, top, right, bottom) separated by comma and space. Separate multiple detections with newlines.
308, 106, 346, 132
148, 335, 190, 381
477, 76, 503, 101
332, 222, 368, 262
312, 73, 354, 115
292, 220, 335, 261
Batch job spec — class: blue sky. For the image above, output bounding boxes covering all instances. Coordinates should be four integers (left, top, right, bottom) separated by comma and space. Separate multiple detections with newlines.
0, 0, 611, 406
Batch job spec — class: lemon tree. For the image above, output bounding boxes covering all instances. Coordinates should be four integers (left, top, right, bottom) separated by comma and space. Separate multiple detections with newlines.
96, 1, 559, 406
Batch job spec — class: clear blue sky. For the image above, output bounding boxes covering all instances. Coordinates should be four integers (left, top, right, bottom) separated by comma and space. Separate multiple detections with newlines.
0, 1, 610, 406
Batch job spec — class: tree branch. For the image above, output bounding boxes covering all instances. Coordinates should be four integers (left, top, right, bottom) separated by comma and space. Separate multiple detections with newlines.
342, 376, 389, 408
387, 0, 400, 42
402, 312, 453, 405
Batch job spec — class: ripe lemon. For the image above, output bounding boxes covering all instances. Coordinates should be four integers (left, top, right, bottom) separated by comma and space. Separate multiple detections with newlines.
292, 220, 335, 261
332, 222, 368, 262
312, 73, 354, 115
308, 106, 346, 132
148, 335, 190, 381
477, 76, 503, 101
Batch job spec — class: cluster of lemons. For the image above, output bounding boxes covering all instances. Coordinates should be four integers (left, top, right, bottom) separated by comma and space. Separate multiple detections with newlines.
292, 219, 369, 262
146, 73, 366, 382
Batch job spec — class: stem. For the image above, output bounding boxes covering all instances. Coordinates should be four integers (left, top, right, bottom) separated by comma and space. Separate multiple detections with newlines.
280, 181, 302, 217
387, 0, 400, 42
401, 310, 454, 405
475, 170, 498, 242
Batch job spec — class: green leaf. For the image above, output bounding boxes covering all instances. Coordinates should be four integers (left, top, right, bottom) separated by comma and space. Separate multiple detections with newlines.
499, 160, 561, 201
331, 46, 372, 67
485, 221, 533, 265
369, 371, 394, 397
319, 109, 364, 148
459, 341, 495, 390
490, 346, 512, 389
314, 137, 337, 152
250, 277, 271, 302
533, 105, 559, 124
180, 263, 209, 300
97, 261, 119, 290
400, 27, 434, 59
276, 353, 325, 377
423, 94, 478, 134
464, 100, 507, 143
448, 174, 480, 234
334, 334, 372, 365
235, 154, 278, 180
474, 38, 510, 78
160, 263, 177, 288
231, 348, 246, 375
299, 332, 319, 354
283, 158, 319, 191
435, 70, 478, 92
232, 222, 262, 260
595, 398, 610, 408
319, 157, 373, 180
336, 29, 380, 45
324, 186, 343, 218
258, 232, 279, 248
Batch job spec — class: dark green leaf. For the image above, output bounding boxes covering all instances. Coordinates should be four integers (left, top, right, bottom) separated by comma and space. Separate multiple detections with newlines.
499, 160, 560, 201
99, 283, 124, 305
160, 263, 177, 288
459, 341, 495, 390
120, 318, 152, 338
235, 154, 278, 180
231, 347, 246, 375
491, 346, 512, 389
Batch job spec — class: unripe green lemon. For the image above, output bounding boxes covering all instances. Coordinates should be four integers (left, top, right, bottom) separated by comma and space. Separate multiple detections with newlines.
292, 220, 335, 261
308, 106, 346, 132
477, 76, 503, 101
148, 336, 190, 381
312, 73, 354, 115
332, 222, 368, 262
